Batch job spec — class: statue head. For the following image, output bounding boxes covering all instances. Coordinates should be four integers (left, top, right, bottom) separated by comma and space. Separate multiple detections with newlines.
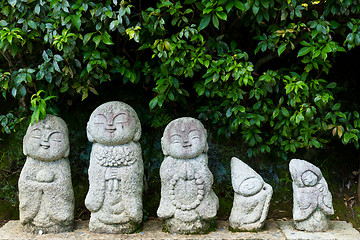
289, 159, 322, 188
161, 117, 208, 159
87, 101, 141, 145
23, 115, 70, 161
301, 170, 318, 187
238, 177, 264, 197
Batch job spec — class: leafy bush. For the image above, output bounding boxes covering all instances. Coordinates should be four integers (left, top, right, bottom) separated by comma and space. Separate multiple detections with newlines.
1, 0, 360, 158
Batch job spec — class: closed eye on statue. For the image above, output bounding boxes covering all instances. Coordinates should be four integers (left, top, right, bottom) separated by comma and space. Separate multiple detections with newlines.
49, 131, 62, 142
94, 114, 106, 124
113, 113, 128, 123
170, 134, 182, 144
188, 129, 200, 140
31, 128, 41, 139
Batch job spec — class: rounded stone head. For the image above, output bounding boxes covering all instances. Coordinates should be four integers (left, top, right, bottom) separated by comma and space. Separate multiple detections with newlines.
23, 115, 70, 161
289, 159, 322, 187
161, 117, 208, 159
87, 101, 141, 145
238, 177, 264, 197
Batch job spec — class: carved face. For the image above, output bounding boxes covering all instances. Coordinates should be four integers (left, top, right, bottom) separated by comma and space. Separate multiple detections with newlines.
238, 177, 264, 196
87, 101, 141, 145
23, 115, 69, 161
301, 170, 318, 187
162, 118, 207, 159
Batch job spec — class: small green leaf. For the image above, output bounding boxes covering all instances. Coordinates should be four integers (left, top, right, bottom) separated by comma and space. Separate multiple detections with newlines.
212, 15, 219, 29
297, 47, 311, 57
216, 11, 227, 21
83, 32, 95, 45
199, 14, 211, 31
70, 14, 81, 30
281, 107, 289, 117
326, 82, 337, 89
278, 43, 287, 56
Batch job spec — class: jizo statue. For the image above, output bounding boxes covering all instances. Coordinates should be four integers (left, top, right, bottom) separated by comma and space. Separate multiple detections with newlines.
19, 115, 74, 234
157, 117, 219, 234
85, 101, 143, 233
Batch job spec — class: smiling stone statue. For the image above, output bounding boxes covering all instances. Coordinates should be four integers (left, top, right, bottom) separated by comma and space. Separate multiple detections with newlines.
19, 115, 74, 234
289, 159, 334, 232
157, 117, 219, 234
85, 101, 143, 233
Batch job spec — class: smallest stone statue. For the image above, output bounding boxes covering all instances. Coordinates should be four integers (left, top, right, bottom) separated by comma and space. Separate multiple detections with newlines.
229, 157, 273, 231
18, 115, 74, 234
289, 159, 334, 232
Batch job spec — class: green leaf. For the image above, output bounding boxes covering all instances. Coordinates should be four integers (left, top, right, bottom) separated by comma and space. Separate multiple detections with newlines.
11, 88, 17, 97
297, 47, 311, 57
149, 97, 158, 109
234, 0, 244, 10
326, 82, 337, 89
199, 14, 211, 31
93, 35, 102, 48
34, 4, 40, 14
102, 32, 114, 45
83, 32, 95, 45
278, 43, 287, 56
0, 20, 8, 27
281, 107, 289, 117
8, 0, 17, 7
28, 20, 37, 29
212, 15, 219, 29
216, 11, 227, 21
332, 103, 341, 111
70, 14, 81, 30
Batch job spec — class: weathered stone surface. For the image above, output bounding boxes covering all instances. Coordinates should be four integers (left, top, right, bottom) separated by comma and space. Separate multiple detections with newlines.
0, 219, 287, 239
157, 117, 219, 234
19, 115, 74, 234
278, 220, 360, 240
229, 157, 273, 231
85, 101, 143, 234
289, 159, 334, 232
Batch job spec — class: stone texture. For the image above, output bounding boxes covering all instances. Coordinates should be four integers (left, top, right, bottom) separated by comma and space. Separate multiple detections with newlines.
0, 219, 287, 239
157, 117, 219, 234
85, 101, 143, 234
229, 157, 273, 231
18, 115, 74, 234
289, 159, 334, 232
278, 220, 360, 240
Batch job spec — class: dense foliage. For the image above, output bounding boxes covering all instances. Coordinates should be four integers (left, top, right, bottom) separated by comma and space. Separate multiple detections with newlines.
1, 0, 360, 158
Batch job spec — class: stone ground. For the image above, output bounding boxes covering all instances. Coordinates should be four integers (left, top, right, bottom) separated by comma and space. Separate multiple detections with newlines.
0, 220, 359, 240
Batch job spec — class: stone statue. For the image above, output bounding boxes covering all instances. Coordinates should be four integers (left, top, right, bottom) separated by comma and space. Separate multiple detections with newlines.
18, 115, 74, 234
85, 101, 143, 233
289, 159, 334, 231
157, 117, 219, 234
229, 157, 272, 231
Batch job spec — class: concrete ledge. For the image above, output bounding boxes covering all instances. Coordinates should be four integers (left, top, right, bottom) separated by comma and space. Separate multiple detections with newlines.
0, 220, 358, 239
278, 220, 360, 240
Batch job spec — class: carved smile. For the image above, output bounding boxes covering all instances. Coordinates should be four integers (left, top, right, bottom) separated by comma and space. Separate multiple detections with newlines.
105, 128, 116, 133
40, 144, 50, 149
183, 144, 192, 148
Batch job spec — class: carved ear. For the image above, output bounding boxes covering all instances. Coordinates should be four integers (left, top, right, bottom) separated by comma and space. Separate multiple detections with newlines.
161, 137, 169, 156
204, 142, 209, 153
87, 125, 95, 142
133, 123, 141, 142
64, 147, 70, 158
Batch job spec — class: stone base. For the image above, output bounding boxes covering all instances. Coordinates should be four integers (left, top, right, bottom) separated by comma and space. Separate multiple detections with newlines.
229, 220, 264, 231
278, 220, 360, 240
163, 218, 212, 234
89, 218, 139, 234
1, 220, 359, 239
22, 222, 73, 234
